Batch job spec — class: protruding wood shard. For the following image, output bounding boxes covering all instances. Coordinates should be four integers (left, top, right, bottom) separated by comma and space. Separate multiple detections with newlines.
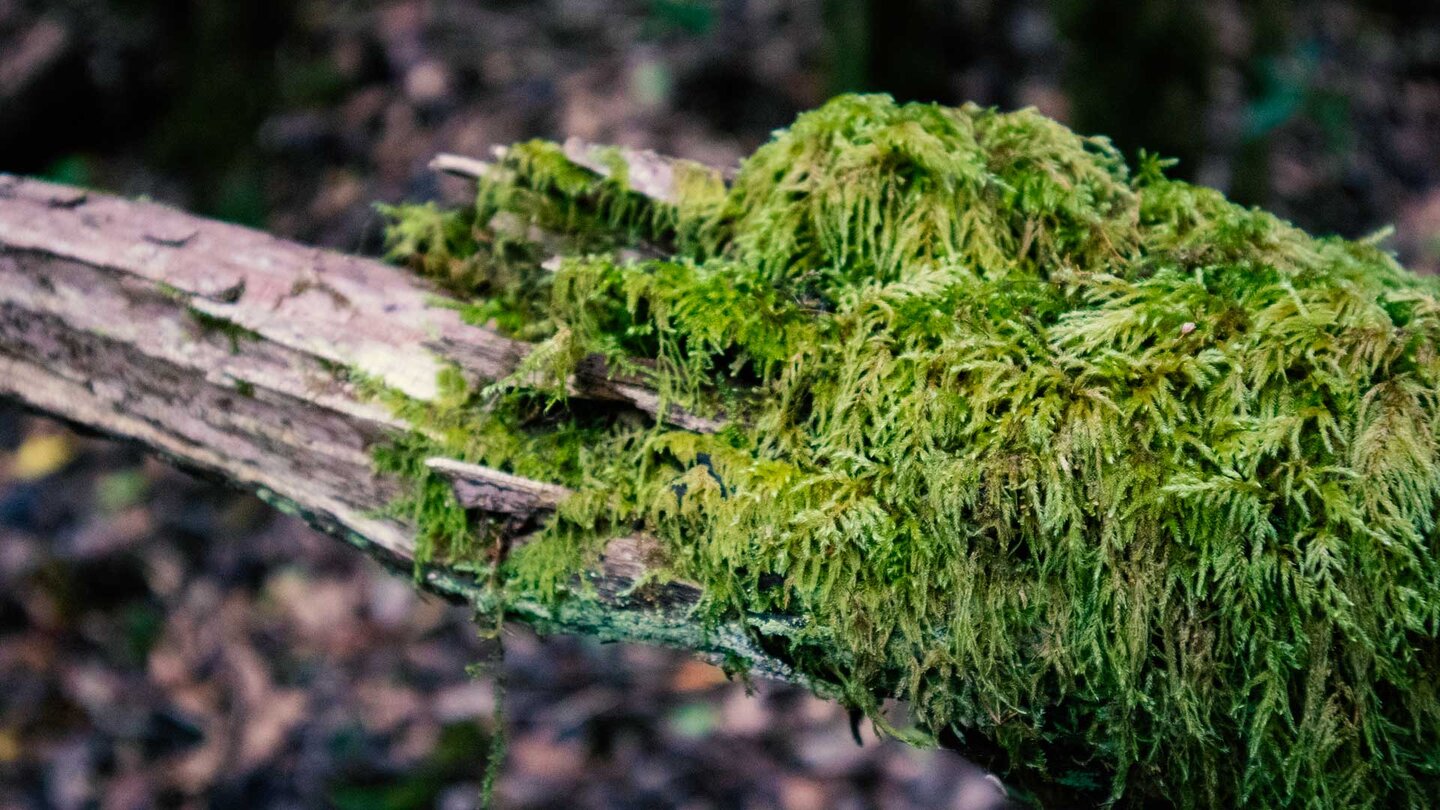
429, 152, 494, 180
425, 457, 571, 515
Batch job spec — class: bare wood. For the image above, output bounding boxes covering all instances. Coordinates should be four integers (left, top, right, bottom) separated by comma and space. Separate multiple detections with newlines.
429, 152, 496, 181
425, 457, 571, 514
560, 138, 691, 205
0, 174, 814, 687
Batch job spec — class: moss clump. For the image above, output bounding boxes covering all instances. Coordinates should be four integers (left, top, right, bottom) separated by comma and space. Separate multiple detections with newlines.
382, 95, 1440, 807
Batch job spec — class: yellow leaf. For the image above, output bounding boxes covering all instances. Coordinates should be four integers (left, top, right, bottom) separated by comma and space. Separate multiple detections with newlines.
10, 432, 76, 481
0, 729, 18, 763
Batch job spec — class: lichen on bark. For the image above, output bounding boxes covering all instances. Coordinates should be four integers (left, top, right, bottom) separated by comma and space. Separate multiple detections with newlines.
381, 94, 1440, 807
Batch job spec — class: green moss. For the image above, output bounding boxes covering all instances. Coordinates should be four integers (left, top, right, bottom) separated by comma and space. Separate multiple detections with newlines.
380, 95, 1440, 807
185, 306, 261, 353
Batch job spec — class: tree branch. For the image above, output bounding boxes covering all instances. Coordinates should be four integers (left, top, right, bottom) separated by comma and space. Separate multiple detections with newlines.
0, 173, 817, 688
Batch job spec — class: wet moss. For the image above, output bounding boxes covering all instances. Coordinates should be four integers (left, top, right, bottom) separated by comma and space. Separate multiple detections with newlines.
381, 95, 1440, 807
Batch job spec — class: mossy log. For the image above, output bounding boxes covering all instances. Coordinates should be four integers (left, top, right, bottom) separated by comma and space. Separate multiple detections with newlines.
390, 94, 1440, 808
0, 172, 818, 688
14, 87, 1440, 806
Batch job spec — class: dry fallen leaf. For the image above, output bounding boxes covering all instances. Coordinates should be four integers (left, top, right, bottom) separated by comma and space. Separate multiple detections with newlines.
9, 432, 76, 481
670, 659, 729, 693
0, 728, 20, 763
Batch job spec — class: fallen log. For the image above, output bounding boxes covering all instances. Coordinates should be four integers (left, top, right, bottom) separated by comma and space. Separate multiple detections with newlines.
19, 90, 1432, 808
408, 97, 1440, 808
0, 172, 816, 687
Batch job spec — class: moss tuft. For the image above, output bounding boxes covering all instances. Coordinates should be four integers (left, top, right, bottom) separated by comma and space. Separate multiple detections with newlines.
382, 95, 1440, 807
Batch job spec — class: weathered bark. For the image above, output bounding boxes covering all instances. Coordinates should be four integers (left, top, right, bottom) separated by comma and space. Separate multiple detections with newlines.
0, 173, 816, 687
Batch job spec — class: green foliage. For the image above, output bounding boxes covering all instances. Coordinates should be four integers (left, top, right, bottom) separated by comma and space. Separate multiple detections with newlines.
381, 95, 1440, 806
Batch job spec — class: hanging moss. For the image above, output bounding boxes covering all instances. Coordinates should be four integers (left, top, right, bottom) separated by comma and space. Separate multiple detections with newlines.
381, 94, 1440, 807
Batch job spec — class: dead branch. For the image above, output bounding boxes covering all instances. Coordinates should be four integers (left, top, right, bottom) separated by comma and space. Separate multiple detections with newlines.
0, 173, 813, 686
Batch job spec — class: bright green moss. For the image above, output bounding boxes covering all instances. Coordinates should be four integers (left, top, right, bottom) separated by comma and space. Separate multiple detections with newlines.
382, 95, 1440, 807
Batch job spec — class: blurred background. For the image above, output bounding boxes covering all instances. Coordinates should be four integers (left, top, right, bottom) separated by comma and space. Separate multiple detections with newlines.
1, 1, 1439, 808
